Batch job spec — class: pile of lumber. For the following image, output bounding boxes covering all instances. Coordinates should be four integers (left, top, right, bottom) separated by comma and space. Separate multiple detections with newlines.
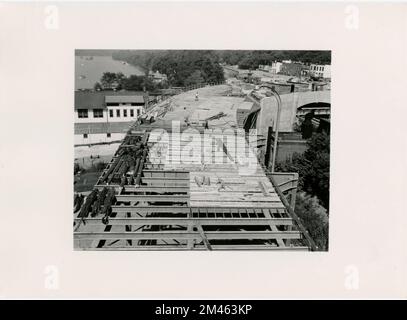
99, 133, 149, 185
205, 112, 227, 121
75, 187, 117, 222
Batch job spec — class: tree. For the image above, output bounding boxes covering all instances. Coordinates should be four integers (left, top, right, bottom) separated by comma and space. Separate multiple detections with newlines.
94, 82, 103, 91
100, 72, 118, 89
99, 72, 125, 90
113, 50, 225, 87
185, 70, 205, 86
276, 132, 330, 210
302, 132, 330, 209
295, 192, 329, 251
217, 50, 331, 67
122, 75, 144, 91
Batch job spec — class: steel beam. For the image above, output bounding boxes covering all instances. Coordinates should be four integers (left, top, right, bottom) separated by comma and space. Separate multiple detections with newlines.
74, 217, 293, 226
74, 231, 302, 240
77, 245, 310, 251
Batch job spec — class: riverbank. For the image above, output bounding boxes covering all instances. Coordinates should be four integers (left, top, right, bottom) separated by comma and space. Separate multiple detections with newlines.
75, 55, 144, 90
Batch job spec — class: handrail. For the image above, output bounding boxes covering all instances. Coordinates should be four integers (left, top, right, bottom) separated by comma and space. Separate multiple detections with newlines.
267, 173, 318, 251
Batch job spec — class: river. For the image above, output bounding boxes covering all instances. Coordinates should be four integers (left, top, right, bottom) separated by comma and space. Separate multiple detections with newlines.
75, 55, 144, 90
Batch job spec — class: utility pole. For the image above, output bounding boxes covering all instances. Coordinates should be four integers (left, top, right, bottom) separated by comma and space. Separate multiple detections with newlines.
269, 88, 282, 173
259, 85, 282, 172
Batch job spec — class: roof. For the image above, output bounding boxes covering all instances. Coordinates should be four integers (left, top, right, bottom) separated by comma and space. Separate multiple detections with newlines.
74, 121, 134, 134
105, 95, 144, 104
75, 91, 145, 110
75, 91, 105, 110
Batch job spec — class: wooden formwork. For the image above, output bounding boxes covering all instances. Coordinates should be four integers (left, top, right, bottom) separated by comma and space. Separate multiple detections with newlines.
74, 126, 315, 251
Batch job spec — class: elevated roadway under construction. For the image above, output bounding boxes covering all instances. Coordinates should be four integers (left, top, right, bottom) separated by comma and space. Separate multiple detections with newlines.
73, 85, 319, 251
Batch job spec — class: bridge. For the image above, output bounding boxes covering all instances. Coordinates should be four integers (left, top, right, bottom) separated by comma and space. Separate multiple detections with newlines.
249, 90, 331, 136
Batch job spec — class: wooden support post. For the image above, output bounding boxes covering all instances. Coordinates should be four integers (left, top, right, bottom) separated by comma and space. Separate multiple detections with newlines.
126, 212, 132, 246
196, 224, 212, 251
187, 210, 194, 250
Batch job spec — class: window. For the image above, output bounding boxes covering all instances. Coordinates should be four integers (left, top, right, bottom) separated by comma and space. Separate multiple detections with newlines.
123, 109, 127, 117
78, 109, 88, 118
130, 109, 134, 117
83, 133, 88, 139
137, 109, 140, 116
109, 109, 114, 118
107, 133, 111, 138
93, 109, 103, 118
116, 109, 120, 117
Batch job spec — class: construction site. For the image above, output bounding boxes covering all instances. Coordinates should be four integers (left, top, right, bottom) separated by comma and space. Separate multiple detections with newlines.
73, 84, 318, 251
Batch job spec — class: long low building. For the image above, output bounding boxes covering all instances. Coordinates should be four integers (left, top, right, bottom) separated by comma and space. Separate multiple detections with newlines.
74, 121, 134, 146
74, 90, 146, 145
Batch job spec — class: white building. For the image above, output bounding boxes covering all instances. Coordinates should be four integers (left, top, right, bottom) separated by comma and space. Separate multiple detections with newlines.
258, 62, 282, 74
74, 91, 146, 145
309, 64, 331, 79
271, 61, 283, 74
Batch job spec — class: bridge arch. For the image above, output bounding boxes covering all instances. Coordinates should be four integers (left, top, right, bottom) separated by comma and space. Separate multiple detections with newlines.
254, 90, 330, 136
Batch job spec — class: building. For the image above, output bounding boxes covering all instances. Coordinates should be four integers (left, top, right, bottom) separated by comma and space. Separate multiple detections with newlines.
280, 62, 305, 77
271, 61, 283, 74
75, 91, 146, 124
74, 91, 146, 145
258, 62, 282, 74
309, 64, 331, 79
149, 70, 168, 84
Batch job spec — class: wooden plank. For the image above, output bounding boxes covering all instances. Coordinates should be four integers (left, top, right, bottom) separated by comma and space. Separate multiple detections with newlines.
111, 206, 191, 214
190, 194, 281, 202
189, 172, 267, 178
142, 170, 189, 179
116, 194, 189, 202
112, 202, 287, 212
123, 186, 189, 193
141, 177, 190, 184
189, 201, 285, 208
196, 223, 212, 250
190, 186, 276, 193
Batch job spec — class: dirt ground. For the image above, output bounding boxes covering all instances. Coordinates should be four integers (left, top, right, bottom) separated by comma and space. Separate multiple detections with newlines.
74, 143, 119, 169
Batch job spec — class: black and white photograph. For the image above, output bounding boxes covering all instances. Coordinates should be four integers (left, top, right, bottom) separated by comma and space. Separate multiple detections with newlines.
73, 50, 331, 251
1, 1, 405, 302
